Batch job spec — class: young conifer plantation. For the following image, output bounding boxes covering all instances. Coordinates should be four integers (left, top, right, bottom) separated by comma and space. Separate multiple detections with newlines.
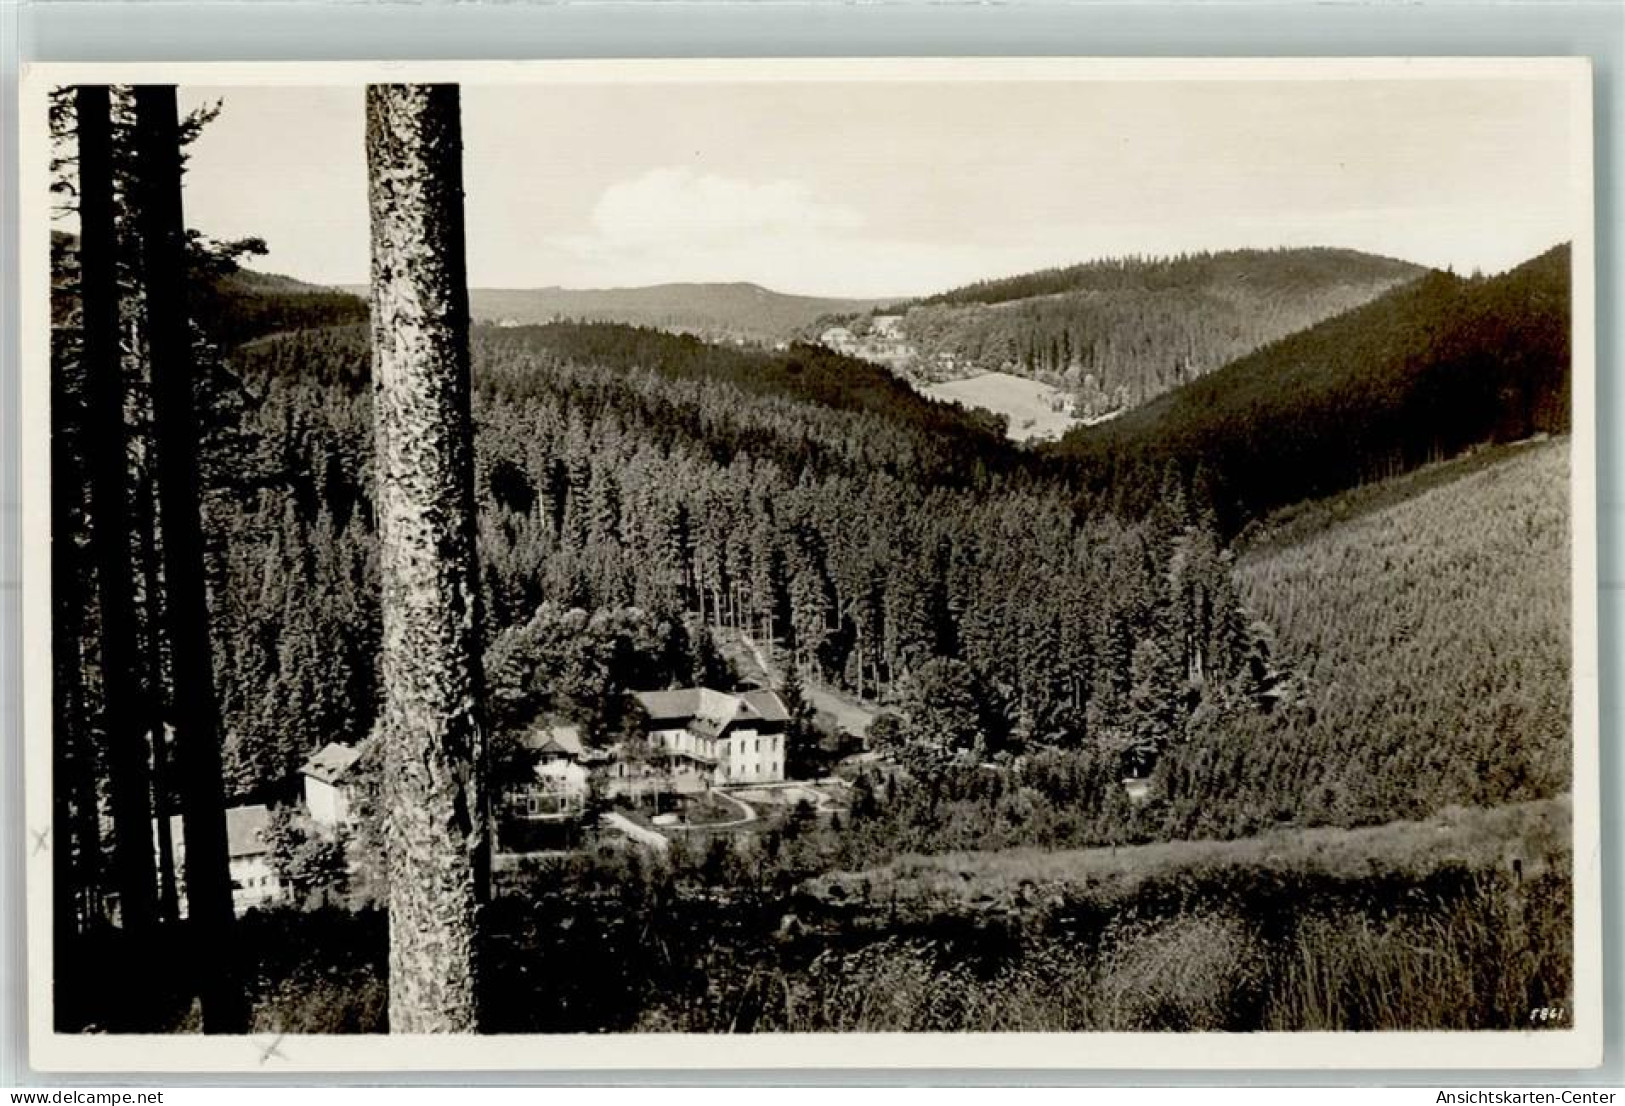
45, 81, 1575, 1035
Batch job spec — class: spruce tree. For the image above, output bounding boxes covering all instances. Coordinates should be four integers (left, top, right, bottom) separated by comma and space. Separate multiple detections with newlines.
76, 84, 159, 943
132, 83, 245, 1031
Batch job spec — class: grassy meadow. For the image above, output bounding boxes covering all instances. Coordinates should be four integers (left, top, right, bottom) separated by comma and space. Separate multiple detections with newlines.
227, 796, 1571, 1035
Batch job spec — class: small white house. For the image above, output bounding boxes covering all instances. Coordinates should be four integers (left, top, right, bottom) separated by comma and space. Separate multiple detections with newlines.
819, 326, 857, 353
300, 742, 362, 829
159, 803, 283, 917
507, 723, 592, 820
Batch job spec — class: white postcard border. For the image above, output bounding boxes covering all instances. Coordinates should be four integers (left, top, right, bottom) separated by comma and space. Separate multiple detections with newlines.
16, 56, 1602, 1074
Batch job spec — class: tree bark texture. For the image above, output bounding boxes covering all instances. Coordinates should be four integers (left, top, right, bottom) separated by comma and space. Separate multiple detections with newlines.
74, 85, 159, 939
366, 84, 488, 1034
131, 84, 246, 1033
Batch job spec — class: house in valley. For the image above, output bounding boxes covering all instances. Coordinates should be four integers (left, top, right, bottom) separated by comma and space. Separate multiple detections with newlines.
818, 326, 858, 354
300, 742, 362, 830
160, 803, 284, 916
631, 687, 789, 788
506, 722, 593, 821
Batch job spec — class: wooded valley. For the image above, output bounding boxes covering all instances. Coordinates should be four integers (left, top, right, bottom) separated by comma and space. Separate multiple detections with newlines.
43, 81, 1577, 1037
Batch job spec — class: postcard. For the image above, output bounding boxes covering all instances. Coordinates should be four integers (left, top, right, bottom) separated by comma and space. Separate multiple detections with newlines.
17, 57, 1600, 1072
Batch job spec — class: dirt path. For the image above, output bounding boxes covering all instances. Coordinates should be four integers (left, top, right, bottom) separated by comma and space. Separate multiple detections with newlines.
735, 632, 879, 738
674, 789, 757, 831
601, 811, 670, 853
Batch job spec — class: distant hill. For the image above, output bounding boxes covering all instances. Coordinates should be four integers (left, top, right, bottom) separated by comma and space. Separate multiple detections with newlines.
1050, 244, 1571, 536
50, 231, 369, 351
455, 283, 887, 347
202, 268, 368, 349
823, 248, 1426, 418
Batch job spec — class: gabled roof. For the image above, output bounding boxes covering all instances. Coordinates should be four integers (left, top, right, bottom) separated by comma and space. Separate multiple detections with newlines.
523, 723, 584, 759
633, 688, 701, 723
631, 686, 790, 735
300, 742, 361, 786
740, 689, 790, 723
226, 805, 274, 859
161, 803, 274, 861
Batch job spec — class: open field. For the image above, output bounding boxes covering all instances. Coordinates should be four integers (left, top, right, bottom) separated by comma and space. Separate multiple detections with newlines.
813, 796, 1569, 907
920, 372, 1080, 442
480, 798, 1572, 1033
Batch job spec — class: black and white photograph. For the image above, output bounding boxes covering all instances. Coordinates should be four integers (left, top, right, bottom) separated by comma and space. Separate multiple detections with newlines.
18, 58, 1599, 1071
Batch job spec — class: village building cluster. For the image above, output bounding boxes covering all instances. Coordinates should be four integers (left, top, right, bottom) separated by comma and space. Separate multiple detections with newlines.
160, 685, 791, 916
818, 315, 917, 372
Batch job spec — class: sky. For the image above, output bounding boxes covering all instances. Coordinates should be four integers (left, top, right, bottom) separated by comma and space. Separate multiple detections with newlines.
173, 75, 1582, 299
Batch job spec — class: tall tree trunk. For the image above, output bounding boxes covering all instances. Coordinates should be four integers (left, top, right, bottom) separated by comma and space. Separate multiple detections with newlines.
75, 84, 158, 940
137, 477, 181, 924
51, 358, 92, 1013
366, 83, 487, 1034
131, 84, 245, 1033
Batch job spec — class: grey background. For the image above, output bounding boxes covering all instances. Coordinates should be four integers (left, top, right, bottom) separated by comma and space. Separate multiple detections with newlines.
2, 0, 1620, 1088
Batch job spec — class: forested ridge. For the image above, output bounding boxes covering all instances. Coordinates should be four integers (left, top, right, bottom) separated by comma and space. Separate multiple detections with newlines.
1049, 245, 1572, 537
910, 247, 1424, 309
50, 228, 370, 351
826, 247, 1423, 419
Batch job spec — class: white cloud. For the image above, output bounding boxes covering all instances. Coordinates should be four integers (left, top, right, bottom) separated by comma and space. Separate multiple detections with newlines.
558, 167, 861, 270
546, 168, 893, 292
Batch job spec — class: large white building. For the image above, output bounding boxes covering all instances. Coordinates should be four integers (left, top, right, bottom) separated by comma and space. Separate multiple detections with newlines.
631, 687, 789, 787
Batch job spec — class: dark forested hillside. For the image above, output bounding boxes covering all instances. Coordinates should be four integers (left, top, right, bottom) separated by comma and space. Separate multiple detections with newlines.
199, 268, 368, 351
915, 247, 1423, 309
51, 231, 369, 352
827, 248, 1423, 418
478, 323, 1019, 482
1050, 244, 1572, 537
1155, 439, 1570, 836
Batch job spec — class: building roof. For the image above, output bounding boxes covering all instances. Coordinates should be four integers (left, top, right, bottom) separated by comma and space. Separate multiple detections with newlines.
300, 742, 361, 786
633, 688, 700, 723
161, 803, 274, 861
740, 689, 790, 723
523, 722, 584, 759
226, 804, 274, 859
631, 687, 789, 735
